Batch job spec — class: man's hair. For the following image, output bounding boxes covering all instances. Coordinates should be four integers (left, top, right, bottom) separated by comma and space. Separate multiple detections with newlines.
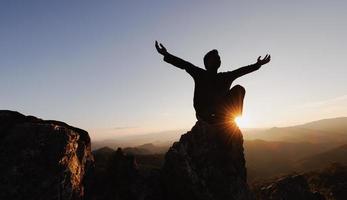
204, 49, 219, 67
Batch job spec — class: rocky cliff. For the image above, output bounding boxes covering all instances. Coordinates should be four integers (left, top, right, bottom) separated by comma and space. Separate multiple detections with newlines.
162, 120, 252, 200
0, 110, 94, 200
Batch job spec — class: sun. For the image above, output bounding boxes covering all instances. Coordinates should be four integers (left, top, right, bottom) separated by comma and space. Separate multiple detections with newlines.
234, 116, 247, 128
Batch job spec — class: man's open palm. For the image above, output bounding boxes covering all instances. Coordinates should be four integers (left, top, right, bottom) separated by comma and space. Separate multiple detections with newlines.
256, 54, 271, 66
155, 41, 168, 55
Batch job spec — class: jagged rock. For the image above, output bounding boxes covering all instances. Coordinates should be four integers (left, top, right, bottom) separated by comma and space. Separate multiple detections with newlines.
0, 110, 94, 200
162, 120, 252, 200
252, 174, 325, 200
306, 163, 347, 200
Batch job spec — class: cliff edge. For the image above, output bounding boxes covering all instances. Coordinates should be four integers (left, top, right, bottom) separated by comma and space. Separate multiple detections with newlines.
0, 110, 94, 200
162, 120, 252, 200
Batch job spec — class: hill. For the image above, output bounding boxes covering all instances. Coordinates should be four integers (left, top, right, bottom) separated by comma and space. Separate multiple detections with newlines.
244, 140, 333, 181
245, 117, 347, 144
296, 144, 347, 171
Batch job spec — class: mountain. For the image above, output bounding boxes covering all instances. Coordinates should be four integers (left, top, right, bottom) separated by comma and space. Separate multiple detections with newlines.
245, 140, 333, 181
123, 143, 169, 155
91, 129, 184, 150
93, 146, 115, 154
298, 117, 347, 134
244, 117, 347, 144
296, 144, 347, 171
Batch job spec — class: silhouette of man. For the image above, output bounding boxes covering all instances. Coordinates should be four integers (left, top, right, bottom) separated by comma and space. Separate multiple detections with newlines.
155, 41, 270, 124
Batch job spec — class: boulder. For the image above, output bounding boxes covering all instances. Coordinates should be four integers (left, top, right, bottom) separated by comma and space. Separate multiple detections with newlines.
162, 120, 252, 200
0, 110, 94, 200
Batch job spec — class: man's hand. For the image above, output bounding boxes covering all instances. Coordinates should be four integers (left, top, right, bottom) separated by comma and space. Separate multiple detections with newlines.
256, 54, 271, 66
155, 41, 168, 56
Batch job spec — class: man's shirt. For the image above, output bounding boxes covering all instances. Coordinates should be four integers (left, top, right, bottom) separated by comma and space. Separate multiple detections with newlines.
164, 53, 260, 116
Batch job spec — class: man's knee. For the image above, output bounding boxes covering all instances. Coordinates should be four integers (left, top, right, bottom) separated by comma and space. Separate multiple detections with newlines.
231, 84, 245, 96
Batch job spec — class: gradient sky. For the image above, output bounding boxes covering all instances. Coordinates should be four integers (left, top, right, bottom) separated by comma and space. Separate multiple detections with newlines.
1, 0, 346, 140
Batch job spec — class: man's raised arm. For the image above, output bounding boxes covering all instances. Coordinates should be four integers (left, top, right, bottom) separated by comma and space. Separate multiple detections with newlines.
155, 41, 197, 70
227, 54, 271, 79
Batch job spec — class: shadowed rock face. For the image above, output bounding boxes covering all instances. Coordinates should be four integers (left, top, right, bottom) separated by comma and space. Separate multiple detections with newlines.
0, 110, 94, 200
252, 174, 325, 200
162, 120, 252, 200
305, 163, 347, 200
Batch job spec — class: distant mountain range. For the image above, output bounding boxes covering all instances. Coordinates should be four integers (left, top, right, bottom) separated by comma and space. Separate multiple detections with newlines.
296, 143, 347, 171
245, 140, 347, 181
243, 117, 347, 144
92, 129, 185, 150
93, 117, 347, 149
244, 117, 347, 180
244, 140, 332, 180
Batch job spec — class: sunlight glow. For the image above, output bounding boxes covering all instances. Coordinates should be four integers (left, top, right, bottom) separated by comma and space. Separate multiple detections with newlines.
234, 116, 247, 128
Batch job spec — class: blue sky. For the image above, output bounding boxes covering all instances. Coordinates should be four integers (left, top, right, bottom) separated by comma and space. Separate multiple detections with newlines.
1, 0, 346, 140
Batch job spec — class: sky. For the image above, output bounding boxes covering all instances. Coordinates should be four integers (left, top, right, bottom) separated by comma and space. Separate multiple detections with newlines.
1, 0, 346, 140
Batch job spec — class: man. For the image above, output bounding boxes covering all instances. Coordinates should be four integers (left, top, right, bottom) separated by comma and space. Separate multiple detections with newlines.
155, 41, 270, 124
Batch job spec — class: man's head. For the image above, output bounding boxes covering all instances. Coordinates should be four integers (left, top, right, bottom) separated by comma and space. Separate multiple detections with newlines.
204, 49, 221, 72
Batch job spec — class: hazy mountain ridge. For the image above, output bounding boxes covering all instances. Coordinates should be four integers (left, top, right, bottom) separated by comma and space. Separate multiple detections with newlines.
123, 143, 168, 155
298, 117, 347, 134
247, 117, 347, 143
296, 144, 347, 171
93, 117, 347, 150
92, 129, 184, 150
244, 140, 334, 181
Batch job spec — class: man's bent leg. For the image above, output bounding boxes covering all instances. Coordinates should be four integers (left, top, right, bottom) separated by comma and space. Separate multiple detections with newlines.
225, 85, 246, 118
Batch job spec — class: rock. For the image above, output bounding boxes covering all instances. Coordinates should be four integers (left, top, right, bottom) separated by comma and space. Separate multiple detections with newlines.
306, 163, 347, 200
252, 174, 325, 200
162, 120, 252, 200
0, 110, 94, 200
